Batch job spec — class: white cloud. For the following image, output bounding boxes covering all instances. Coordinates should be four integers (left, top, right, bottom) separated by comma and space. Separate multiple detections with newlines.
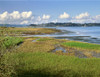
75, 12, 90, 19
33, 22, 39, 24
0, 11, 9, 21
0, 11, 33, 24
68, 12, 96, 23
95, 15, 100, 20
37, 16, 42, 21
1, 11, 100, 24
59, 12, 70, 19
42, 14, 50, 20
20, 20, 29, 24
21, 11, 32, 19
10, 11, 20, 19
69, 19, 93, 23
51, 19, 58, 23
34, 15, 50, 24
91, 15, 100, 23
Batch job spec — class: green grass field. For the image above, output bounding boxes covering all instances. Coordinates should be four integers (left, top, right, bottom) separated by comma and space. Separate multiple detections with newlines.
2, 51, 100, 77
0, 37, 23, 52
0, 36, 24, 77
62, 41, 100, 50
1, 35, 100, 77
62, 41, 100, 52
0, 37, 23, 49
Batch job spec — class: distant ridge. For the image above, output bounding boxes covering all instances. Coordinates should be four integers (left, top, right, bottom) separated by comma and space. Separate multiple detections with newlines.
30, 22, 100, 27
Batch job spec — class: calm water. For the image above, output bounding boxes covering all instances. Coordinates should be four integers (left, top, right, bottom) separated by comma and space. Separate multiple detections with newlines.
30, 26, 100, 44
56, 27, 100, 44
32, 27, 100, 37
56, 27, 100, 38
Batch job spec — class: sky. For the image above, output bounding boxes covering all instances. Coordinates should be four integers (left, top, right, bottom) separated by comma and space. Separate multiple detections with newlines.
0, 0, 100, 24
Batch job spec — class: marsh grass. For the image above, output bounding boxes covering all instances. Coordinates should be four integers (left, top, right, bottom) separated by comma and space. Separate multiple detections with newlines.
0, 36, 24, 77
37, 37, 55, 41
16, 37, 57, 52
0, 37, 23, 51
3, 51, 100, 77
62, 41, 100, 53
1, 36, 100, 77
0, 27, 61, 36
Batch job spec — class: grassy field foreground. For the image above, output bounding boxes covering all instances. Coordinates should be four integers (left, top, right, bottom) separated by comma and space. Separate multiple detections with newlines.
1, 36, 100, 77
0, 36, 24, 77
3, 51, 100, 77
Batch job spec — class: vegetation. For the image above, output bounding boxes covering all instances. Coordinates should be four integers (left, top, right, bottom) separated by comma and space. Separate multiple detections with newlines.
0, 27, 61, 36
1, 27, 100, 77
0, 37, 23, 49
2, 51, 100, 77
0, 36, 23, 56
0, 37, 24, 77
62, 41, 100, 52
30, 22, 100, 27
16, 37, 58, 52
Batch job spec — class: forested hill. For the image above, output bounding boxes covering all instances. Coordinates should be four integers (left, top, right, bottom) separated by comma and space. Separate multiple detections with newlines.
30, 22, 100, 27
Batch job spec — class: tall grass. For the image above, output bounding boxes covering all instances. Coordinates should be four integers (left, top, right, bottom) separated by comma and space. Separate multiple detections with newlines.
0, 37, 23, 49
1, 36, 100, 77
2, 51, 100, 77
0, 37, 24, 77
62, 41, 100, 52
0, 37, 23, 55
0, 27, 61, 36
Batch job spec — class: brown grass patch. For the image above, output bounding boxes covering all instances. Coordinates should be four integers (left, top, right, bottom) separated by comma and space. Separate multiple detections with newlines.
16, 37, 56, 52
0, 27, 61, 36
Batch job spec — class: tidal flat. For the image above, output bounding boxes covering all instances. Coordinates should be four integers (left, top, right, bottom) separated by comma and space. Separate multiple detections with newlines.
0, 27, 61, 36
1, 27, 100, 77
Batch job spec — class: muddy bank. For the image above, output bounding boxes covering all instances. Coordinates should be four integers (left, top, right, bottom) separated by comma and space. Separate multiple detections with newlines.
21, 28, 100, 44
52, 44, 100, 58
55, 36, 100, 44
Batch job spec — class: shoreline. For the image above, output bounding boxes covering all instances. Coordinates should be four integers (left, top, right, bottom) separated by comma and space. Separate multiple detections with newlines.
1, 26, 100, 44
19, 27, 100, 44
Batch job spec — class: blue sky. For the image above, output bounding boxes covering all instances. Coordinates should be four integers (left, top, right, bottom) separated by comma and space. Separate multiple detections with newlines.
0, 0, 100, 24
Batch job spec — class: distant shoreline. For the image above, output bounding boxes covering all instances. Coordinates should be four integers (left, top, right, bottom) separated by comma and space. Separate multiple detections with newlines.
29, 22, 100, 27
1, 22, 100, 27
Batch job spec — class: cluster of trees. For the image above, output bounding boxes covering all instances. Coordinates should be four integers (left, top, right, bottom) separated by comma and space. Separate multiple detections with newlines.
30, 22, 100, 27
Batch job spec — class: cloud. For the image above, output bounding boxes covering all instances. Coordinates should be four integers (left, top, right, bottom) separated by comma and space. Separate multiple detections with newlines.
1, 11, 100, 24
37, 16, 42, 21
75, 12, 90, 19
0, 11, 34, 24
42, 14, 50, 20
59, 12, 70, 19
33, 15, 50, 24
20, 20, 29, 24
51, 19, 58, 23
21, 11, 32, 19
94, 15, 100, 21
10, 11, 21, 19
0, 11, 9, 21
91, 15, 100, 23
69, 19, 95, 23
68, 12, 96, 23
